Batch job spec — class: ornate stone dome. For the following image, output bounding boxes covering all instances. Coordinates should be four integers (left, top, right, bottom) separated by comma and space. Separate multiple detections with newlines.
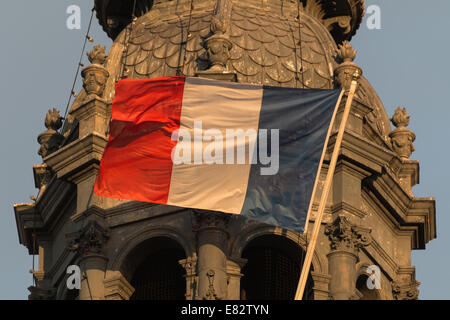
95, 0, 365, 44
75, 0, 391, 145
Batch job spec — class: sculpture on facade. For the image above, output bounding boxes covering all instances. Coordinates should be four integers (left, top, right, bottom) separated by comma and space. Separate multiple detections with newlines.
37, 108, 64, 158
82, 44, 109, 97
389, 107, 415, 160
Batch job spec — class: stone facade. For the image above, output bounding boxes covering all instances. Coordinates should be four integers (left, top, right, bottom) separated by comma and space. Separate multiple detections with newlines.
14, 0, 435, 300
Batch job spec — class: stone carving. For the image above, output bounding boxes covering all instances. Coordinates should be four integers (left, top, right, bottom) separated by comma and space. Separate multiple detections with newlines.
204, 270, 219, 300
303, 0, 351, 35
334, 41, 362, 90
87, 44, 108, 65
195, 0, 237, 81
325, 215, 372, 253
389, 107, 416, 160
192, 211, 231, 232
68, 221, 109, 257
33, 164, 53, 195
95, 0, 365, 45
122, 3, 334, 88
204, 16, 232, 72
37, 109, 64, 158
392, 280, 420, 300
81, 44, 110, 97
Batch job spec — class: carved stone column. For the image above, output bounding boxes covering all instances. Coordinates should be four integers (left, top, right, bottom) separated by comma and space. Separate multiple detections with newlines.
194, 211, 230, 300
68, 221, 109, 300
325, 214, 371, 300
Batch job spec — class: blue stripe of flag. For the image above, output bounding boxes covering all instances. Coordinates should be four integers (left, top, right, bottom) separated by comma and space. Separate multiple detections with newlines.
241, 86, 341, 234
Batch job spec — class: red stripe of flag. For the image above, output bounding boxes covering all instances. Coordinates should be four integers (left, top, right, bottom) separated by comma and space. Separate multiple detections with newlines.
94, 77, 185, 204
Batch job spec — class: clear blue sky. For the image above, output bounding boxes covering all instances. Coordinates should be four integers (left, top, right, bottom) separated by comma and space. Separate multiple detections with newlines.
0, 0, 448, 299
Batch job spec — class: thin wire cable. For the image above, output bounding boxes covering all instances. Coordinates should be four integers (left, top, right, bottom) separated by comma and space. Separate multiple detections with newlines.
83, 272, 94, 300
60, 7, 95, 133
183, 0, 195, 74
297, 0, 306, 88
283, 1, 299, 86
120, 0, 138, 79
177, 0, 194, 76
281, 0, 303, 87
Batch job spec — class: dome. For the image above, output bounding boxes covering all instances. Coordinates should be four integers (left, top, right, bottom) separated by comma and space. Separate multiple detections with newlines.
104, 1, 338, 89
94, 0, 366, 44
73, 0, 391, 145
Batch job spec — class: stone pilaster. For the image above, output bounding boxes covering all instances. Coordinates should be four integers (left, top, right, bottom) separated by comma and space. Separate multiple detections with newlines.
194, 211, 230, 300
179, 255, 198, 300
44, 44, 110, 218
226, 258, 247, 300
70, 95, 109, 139
397, 160, 419, 197
310, 272, 331, 300
68, 221, 109, 300
325, 214, 371, 300
104, 270, 135, 300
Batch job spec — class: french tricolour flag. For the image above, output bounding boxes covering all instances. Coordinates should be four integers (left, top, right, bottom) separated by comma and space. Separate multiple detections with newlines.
94, 76, 341, 233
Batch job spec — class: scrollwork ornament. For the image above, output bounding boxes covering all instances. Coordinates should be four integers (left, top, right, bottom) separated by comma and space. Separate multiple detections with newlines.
68, 221, 109, 257
392, 280, 420, 300
325, 215, 372, 253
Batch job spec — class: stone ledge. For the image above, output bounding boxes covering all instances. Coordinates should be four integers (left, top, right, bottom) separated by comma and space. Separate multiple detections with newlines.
44, 133, 108, 180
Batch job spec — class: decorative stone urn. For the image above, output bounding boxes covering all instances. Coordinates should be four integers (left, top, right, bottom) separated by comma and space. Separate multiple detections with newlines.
81, 44, 110, 97
205, 17, 233, 72
389, 107, 416, 160
334, 41, 363, 90
37, 108, 64, 158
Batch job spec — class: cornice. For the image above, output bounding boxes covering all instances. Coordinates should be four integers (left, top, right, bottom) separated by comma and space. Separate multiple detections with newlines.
363, 174, 436, 249
44, 133, 107, 180
326, 130, 397, 175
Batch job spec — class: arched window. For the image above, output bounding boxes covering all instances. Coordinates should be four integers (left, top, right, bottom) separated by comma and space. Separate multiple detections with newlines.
356, 275, 381, 300
240, 235, 313, 300
126, 237, 186, 300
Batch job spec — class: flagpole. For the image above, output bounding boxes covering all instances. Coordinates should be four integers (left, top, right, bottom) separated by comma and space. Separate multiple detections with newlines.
303, 89, 344, 234
294, 71, 360, 300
